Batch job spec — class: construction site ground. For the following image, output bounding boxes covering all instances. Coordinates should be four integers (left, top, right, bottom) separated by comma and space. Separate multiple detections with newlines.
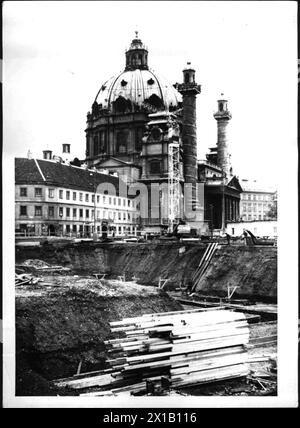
15, 265, 277, 396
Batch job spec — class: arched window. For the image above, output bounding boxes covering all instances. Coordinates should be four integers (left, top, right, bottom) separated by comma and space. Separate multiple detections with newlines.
150, 160, 161, 175
135, 127, 143, 151
93, 136, 99, 155
144, 94, 164, 110
100, 131, 107, 153
184, 73, 189, 84
116, 130, 129, 154
219, 102, 223, 112
113, 96, 131, 113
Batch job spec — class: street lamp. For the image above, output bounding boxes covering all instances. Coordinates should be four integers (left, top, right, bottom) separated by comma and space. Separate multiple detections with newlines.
209, 204, 214, 239
59, 211, 63, 237
90, 171, 98, 241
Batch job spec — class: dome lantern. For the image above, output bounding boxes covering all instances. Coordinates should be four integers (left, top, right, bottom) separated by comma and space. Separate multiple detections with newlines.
125, 31, 149, 71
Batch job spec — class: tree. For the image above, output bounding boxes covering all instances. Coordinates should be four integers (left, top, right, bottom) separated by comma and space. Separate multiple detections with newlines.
266, 199, 277, 219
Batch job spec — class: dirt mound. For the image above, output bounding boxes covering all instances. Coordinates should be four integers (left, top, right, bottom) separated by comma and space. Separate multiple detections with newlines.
16, 276, 182, 395
16, 259, 71, 276
21, 259, 51, 268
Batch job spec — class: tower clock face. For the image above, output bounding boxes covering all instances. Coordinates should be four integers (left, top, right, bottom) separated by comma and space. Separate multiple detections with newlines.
151, 127, 162, 141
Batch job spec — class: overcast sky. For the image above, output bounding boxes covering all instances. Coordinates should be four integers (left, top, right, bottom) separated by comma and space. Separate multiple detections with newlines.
3, 1, 297, 187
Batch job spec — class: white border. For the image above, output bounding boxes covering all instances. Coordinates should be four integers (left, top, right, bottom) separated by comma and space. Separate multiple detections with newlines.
3, 0, 298, 408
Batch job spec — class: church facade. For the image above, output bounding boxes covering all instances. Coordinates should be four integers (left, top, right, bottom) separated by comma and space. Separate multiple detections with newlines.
85, 33, 241, 233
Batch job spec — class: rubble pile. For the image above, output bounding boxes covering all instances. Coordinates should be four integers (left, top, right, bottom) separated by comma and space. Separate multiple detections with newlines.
16, 259, 71, 274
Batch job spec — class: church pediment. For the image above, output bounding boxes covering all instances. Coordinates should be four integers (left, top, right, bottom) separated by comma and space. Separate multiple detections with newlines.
227, 176, 243, 192
96, 157, 132, 168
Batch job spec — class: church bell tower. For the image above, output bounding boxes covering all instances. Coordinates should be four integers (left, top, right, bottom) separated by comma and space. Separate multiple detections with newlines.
213, 94, 232, 177
177, 63, 201, 214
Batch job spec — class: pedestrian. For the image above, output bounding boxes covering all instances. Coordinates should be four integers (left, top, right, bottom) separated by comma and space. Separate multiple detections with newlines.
242, 229, 248, 246
225, 233, 231, 245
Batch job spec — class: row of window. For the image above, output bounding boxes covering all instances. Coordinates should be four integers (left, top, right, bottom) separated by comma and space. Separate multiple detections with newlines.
241, 193, 273, 201
19, 187, 134, 207
231, 226, 277, 235
63, 224, 135, 234
19, 206, 134, 221
242, 214, 270, 221
242, 203, 270, 211
89, 128, 143, 158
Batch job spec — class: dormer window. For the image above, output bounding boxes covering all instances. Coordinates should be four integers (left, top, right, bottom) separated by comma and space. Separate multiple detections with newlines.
147, 78, 154, 85
121, 79, 128, 87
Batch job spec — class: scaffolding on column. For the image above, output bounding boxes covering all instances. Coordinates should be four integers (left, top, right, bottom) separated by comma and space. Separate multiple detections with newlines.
168, 142, 181, 233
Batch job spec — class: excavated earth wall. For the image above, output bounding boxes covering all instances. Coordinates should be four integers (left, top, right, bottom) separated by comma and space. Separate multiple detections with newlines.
16, 241, 206, 288
198, 246, 277, 301
15, 241, 277, 395
16, 242, 277, 297
16, 277, 182, 395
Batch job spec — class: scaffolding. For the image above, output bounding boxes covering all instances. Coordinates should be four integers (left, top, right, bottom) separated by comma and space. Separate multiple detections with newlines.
168, 142, 181, 233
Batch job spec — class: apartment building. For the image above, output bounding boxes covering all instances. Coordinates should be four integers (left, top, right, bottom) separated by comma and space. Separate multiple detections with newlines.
240, 179, 276, 221
15, 158, 139, 237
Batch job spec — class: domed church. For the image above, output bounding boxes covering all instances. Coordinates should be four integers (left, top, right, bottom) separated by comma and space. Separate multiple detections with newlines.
85, 32, 183, 182
85, 32, 242, 234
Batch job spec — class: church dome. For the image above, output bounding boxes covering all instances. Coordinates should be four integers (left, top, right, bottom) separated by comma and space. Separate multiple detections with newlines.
95, 69, 182, 110
93, 32, 181, 112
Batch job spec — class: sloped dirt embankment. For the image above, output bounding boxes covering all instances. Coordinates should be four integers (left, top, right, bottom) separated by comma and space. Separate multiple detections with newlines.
16, 241, 206, 288
197, 246, 277, 301
16, 276, 182, 395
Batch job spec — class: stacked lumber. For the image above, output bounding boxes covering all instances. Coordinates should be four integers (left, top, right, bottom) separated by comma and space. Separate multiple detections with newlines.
54, 308, 250, 395
107, 309, 249, 388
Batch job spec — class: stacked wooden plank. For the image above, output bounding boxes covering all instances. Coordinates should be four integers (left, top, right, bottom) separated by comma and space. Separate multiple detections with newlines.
107, 309, 250, 388
15, 272, 40, 286
54, 308, 250, 395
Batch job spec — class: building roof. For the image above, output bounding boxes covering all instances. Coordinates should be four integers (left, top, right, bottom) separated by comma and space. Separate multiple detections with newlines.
240, 179, 276, 193
93, 34, 181, 111
15, 158, 129, 196
95, 69, 182, 110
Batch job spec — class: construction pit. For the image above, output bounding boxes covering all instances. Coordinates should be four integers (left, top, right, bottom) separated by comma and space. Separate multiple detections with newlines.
15, 241, 277, 397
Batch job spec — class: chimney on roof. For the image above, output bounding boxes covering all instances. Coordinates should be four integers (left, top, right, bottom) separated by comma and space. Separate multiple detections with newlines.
62, 143, 71, 154
61, 143, 71, 164
27, 149, 32, 159
43, 150, 52, 160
